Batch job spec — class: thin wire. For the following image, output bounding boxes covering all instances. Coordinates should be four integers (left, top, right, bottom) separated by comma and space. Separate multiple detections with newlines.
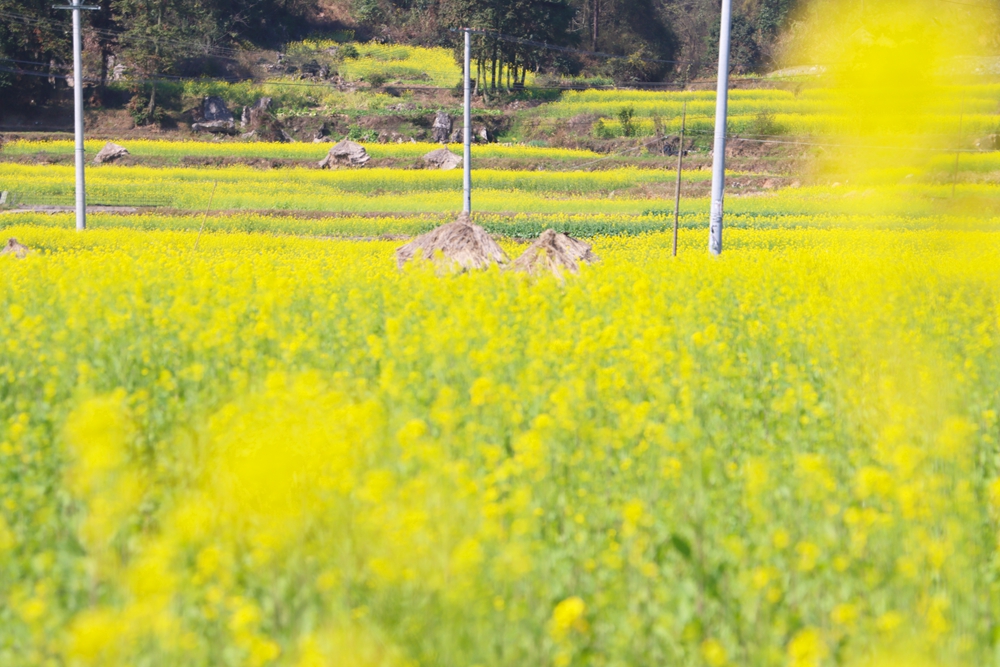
0, 10, 242, 59
450, 27, 694, 65
686, 129, 990, 153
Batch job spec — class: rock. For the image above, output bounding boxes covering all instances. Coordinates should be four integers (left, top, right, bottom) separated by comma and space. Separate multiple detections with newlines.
476, 126, 493, 143
432, 111, 453, 143
202, 96, 233, 122
93, 142, 129, 165
318, 139, 370, 168
313, 122, 333, 143
240, 97, 291, 142
422, 148, 463, 171
192, 120, 237, 135
449, 127, 463, 144
387, 102, 417, 112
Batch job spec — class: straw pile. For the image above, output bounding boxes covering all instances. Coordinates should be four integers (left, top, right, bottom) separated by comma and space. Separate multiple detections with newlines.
511, 229, 598, 277
1, 238, 29, 258
395, 213, 508, 270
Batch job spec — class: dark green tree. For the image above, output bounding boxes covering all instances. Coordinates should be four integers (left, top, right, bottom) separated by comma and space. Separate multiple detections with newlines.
570, 0, 678, 82
442, 0, 576, 91
0, 0, 71, 107
112, 0, 216, 119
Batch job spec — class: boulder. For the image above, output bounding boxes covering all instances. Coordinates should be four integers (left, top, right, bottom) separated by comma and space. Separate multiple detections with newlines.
477, 126, 494, 143
312, 122, 333, 143
432, 111, 453, 143
240, 98, 292, 142
422, 148, 463, 171
318, 139, 370, 168
193, 96, 236, 134
192, 120, 237, 134
202, 95, 233, 122
93, 142, 129, 164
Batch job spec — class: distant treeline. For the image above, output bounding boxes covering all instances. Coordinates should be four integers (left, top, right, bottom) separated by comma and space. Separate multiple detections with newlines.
0, 0, 797, 108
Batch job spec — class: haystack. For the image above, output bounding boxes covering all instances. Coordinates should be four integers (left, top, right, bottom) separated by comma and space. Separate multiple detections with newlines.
511, 229, 598, 277
1, 238, 29, 258
395, 212, 508, 270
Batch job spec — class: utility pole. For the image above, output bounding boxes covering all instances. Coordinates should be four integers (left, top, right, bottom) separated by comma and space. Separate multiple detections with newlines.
55, 0, 98, 231
463, 28, 472, 214
673, 101, 686, 257
709, 0, 732, 255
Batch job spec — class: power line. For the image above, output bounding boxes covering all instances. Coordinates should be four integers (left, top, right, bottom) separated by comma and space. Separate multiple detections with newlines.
450, 27, 694, 65
0, 10, 242, 60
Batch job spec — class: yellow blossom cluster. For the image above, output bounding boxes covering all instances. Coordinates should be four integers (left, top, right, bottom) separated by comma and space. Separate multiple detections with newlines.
0, 225, 998, 666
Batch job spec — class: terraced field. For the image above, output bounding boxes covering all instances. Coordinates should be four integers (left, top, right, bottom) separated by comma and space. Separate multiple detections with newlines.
3, 67, 1000, 667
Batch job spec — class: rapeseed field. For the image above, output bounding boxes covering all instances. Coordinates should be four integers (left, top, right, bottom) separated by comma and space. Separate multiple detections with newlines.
1, 226, 998, 666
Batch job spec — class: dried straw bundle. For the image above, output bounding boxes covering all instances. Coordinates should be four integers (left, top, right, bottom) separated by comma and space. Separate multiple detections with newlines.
511, 229, 597, 277
395, 213, 508, 270
0, 238, 29, 258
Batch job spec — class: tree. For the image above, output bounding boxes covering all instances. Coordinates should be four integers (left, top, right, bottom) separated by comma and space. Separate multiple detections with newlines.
112, 0, 216, 120
0, 0, 71, 108
442, 0, 576, 92
569, 0, 678, 82
658, 0, 798, 77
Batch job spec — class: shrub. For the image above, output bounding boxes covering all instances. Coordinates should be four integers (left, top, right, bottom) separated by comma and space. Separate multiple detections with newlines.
593, 118, 614, 139
617, 106, 637, 137
746, 109, 785, 137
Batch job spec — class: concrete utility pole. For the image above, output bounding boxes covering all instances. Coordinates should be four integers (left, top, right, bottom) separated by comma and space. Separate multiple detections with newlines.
709, 0, 732, 255
55, 0, 98, 231
463, 28, 472, 214
673, 101, 686, 257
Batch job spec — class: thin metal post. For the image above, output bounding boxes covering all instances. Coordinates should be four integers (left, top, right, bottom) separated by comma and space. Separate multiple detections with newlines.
463, 29, 472, 214
673, 101, 686, 257
55, 0, 98, 230
709, 0, 732, 255
71, 0, 86, 230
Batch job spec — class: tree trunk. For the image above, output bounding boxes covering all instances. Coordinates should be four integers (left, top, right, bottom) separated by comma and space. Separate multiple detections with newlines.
490, 46, 497, 91
148, 9, 162, 116
99, 47, 109, 89
147, 81, 157, 116
592, 0, 600, 51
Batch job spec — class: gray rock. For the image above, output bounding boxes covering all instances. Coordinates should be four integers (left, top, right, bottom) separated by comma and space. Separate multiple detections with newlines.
93, 142, 129, 164
192, 120, 237, 135
318, 139, 370, 168
202, 96, 233, 122
240, 97, 290, 142
422, 148, 463, 171
432, 111, 453, 143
